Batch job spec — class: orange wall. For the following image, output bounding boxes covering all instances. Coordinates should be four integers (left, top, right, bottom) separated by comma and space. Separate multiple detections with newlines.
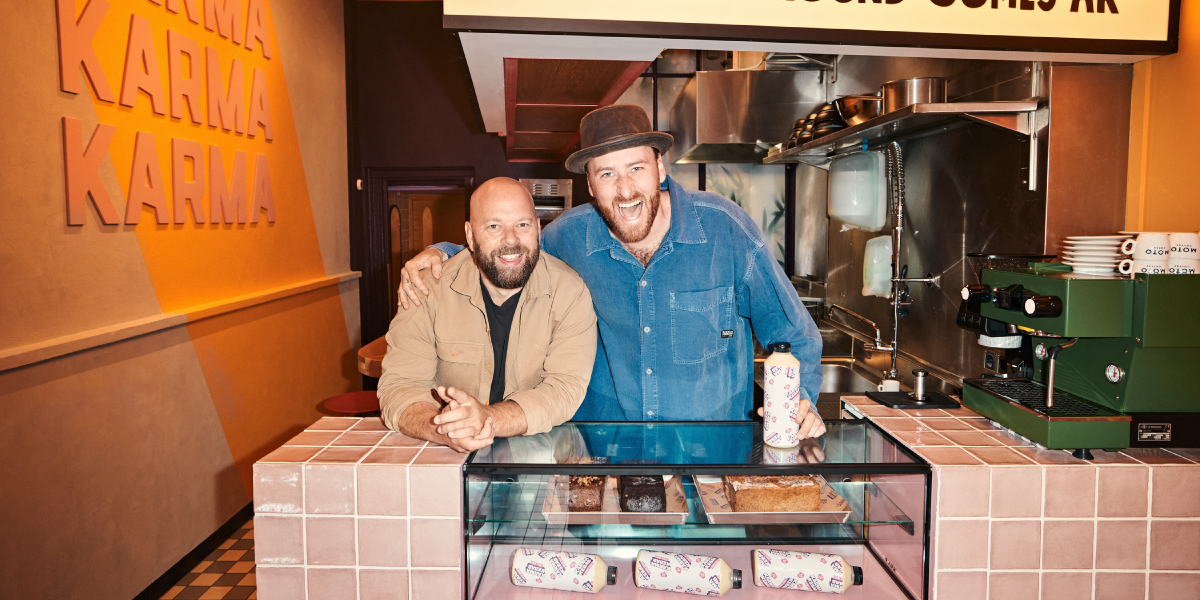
1127, 1, 1200, 233
0, 1, 355, 597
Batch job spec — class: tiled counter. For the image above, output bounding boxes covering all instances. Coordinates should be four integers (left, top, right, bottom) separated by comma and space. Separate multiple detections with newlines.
841, 395, 1200, 600
252, 417, 466, 600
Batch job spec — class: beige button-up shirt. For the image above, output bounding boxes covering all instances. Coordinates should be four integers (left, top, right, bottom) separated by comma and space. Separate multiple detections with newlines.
377, 251, 597, 435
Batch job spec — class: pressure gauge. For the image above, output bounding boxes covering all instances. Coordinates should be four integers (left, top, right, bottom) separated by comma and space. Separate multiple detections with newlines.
1105, 364, 1125, 384
1034, 343, 1048, 361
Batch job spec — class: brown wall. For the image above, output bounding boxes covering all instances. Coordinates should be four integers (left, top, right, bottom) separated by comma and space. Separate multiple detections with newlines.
0, 1, 355, 597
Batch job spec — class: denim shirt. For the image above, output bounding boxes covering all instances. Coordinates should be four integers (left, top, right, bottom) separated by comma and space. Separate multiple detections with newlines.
436, 176, 823, 421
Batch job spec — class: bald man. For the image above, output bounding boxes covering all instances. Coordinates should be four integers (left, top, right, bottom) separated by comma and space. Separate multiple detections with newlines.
377, 178, 598, 452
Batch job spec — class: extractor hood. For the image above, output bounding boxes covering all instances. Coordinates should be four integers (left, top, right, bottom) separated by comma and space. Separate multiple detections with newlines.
670, 69, 825, 164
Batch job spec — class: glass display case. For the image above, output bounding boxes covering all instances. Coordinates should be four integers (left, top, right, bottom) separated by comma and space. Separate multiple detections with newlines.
463, 419, 930, 599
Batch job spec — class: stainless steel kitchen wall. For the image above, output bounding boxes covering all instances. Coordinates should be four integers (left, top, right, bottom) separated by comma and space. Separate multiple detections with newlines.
798, 57, 1130, 382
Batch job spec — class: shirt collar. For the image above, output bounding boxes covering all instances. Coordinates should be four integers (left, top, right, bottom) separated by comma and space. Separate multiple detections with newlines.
584, 175, 707, 255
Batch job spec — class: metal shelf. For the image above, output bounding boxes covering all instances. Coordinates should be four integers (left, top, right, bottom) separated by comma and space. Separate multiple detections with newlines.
764, 101, 1040, 169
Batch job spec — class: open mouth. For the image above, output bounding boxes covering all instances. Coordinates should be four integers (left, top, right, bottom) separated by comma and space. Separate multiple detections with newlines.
617, 198, 644, 221
496, 253, 524, 266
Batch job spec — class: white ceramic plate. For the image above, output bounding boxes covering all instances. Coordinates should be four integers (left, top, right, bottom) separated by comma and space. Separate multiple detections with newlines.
1064, 235, 1131, 241
1065, 259, 1121, 267
1062, 250, 1122, 258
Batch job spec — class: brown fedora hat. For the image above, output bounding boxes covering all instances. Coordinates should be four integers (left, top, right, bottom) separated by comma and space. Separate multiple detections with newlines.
564, 104, 674, 174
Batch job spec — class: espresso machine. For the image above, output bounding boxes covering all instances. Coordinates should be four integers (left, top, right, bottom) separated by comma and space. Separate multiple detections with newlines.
957, 268, 1200, 458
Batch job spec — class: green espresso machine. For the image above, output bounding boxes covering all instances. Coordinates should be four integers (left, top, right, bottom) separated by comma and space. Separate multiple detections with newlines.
958, 269, 1200, 459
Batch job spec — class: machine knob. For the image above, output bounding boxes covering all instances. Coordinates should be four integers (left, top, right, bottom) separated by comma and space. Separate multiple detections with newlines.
1023, 295, 1063, 318
961, 284, 991, 303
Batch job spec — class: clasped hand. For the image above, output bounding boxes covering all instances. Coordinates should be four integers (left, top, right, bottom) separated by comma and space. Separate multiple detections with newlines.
432, 386, 495, 452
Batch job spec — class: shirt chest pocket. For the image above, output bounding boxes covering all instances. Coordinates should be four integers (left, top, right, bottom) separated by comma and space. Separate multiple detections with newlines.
435, 340, 485, 391
669, 286, 734, 364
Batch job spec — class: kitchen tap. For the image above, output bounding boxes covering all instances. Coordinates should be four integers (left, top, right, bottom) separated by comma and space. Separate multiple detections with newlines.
828, 304, 894, 358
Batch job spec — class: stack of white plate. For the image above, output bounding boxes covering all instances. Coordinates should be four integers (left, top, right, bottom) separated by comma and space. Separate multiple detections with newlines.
1061, 235, 1129, 275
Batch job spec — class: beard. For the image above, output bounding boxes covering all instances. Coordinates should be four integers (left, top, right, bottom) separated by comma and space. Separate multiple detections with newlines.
474, 243, 539, 290
595, 188, 661, 244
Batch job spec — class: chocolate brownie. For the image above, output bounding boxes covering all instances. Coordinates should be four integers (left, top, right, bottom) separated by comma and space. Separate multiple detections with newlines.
618, 475, 666, 512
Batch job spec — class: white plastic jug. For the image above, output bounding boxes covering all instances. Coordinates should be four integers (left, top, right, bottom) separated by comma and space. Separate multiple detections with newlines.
828, 152, 887, 232
862, 236, 892, 297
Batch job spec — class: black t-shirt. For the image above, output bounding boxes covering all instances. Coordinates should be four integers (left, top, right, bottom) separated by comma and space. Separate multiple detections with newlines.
481, 278, 522, 406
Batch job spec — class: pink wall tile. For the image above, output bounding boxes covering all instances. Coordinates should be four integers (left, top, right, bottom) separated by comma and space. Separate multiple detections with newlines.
938, 467, 990, 517
260, 446, 321, 464
1095, 520, 1147, 569
1041, 520, 1094, 569
332, 431, 388, 447
352, 417, 391, 431
871, 418, 924, 432
991, 467, 1042, 518
1044, 467, 1097, 518
360, 568, 409, 600
989, 571, 1039, 600
921, 418, 974, 431
358, 464, 408, 516
256, 566, 306, 600
844, 395, 874, 406
1089, 451, 1142, 465
1012, 447, 1088, 466
310, 447, 371, 464
966, 447, 1036, 465
410, 466, 462, 517
1095, 572, 1146, 600
941, 406, 981, 418
942, 431, 1004, 446
1123, 448, 1196, 465
1097, 467, 1149, 517
414, 448, 469, 465
307, 567, 358, 600
1041, 572, 1092, 600
1150, 520, 1200, 570
255, 516, 305, 565
961, 418, 997, 431
284, 430, 343, 446
304, 464, 355, 515
990, 520, 1042, 570
379, 432, 426, 447
1152, 466, 1200, 517
893, 429, 953, 446
358, 518, 409, 567
306, 517, 356, 566
363, 448, 420, 466
936, 571, 986, 600
1149, 572, 1200, 600
410, 518, 461, 567
859, 405, 907, 418
919, 447, 985, 466
308, 417, 361, 431
254, 463, 304, 514
937, 520, 990, 569
410, 569, 461, 600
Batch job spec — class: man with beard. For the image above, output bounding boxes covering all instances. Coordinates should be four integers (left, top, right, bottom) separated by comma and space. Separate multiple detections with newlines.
398, 105, 824, 439
377, 177, 597, 452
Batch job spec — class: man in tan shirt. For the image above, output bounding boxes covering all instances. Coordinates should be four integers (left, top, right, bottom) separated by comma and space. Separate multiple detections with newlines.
377, 177, 597, 453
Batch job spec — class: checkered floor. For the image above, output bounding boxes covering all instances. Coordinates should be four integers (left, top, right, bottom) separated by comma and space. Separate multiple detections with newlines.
159, 519, 256, 600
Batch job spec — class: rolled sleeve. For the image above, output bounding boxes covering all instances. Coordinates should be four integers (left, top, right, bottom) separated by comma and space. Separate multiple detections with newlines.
504, 282, 598, 434
377, 299, 441, 431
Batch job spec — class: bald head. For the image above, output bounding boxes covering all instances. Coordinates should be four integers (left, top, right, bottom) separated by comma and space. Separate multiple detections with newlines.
470, 177, 536, 226
465, 177, 541, 297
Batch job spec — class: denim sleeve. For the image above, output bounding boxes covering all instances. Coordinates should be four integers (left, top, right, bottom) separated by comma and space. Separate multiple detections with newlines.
741, 245, 824, 405
430, 242, 464, 258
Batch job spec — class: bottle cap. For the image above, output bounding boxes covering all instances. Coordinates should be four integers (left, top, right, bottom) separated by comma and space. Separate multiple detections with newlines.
770, 342, 791, 353
606, 566, 618, 585
852, 565, 864, 585
731, 569, 743, 589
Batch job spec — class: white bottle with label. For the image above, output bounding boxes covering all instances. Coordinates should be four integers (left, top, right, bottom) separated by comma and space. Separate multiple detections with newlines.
634, 549, 742, 596
752, 549, 864, 594
763, 342, 803, 449
511, 548, 617, 593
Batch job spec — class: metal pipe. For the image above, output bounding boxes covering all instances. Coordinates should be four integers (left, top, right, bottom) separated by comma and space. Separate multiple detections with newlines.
1044, 338, 1079, 408
828, 304, 890, 351
885, 142, 906, 380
